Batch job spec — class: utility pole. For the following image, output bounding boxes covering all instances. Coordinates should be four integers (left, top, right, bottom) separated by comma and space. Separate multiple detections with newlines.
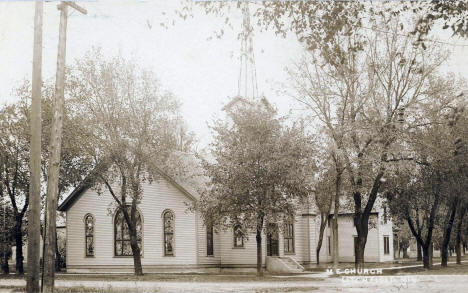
26, 1, 43, 292
42, 2, 86, 292
2, 197, 7, 275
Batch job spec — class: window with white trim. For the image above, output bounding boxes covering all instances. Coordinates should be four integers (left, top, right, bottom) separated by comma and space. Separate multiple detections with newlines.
163, 210, 175, 256
114, 207, 142, 256
384, 235, 390, 255
283, 221, 295, 254
206, 224, 214, 256
233, 225, 244, 248
85, 214, 94, 256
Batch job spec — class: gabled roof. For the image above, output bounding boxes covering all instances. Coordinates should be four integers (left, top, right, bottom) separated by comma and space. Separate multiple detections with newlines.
57, 162, 198, 212
58, 161, 110, 212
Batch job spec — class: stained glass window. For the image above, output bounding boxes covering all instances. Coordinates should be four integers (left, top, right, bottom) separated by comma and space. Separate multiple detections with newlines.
114, 207, 142, 256
233, 225, 244, 248
163, 210, 174, 256
85, 214, 94, 256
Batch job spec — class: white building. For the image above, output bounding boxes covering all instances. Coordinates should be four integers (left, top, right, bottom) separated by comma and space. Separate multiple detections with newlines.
58, 168, 393, 273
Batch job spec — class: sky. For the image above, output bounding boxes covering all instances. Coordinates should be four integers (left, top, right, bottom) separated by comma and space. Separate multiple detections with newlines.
1, 0, 467, 148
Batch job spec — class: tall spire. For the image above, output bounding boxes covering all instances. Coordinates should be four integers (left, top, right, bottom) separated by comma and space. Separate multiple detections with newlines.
237, 3, 258, 100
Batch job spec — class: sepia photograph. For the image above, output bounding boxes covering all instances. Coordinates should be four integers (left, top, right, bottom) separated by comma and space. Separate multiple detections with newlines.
0, 0, 467, 292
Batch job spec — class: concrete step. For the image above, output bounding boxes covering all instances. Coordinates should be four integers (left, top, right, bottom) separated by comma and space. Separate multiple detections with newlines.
279, 257, 305, 272
266, 256, 305, 273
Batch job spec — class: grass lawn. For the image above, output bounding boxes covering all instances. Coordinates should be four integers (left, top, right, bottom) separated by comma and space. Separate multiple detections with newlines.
385, 262, 468, 275
307, 261, 417, 272
53, 272, 324, 283
3, 286, 140, 293
308, 255, 467, 272
2, 286, 320, 293
0, 273, 323, 293
1, 256, 466, 292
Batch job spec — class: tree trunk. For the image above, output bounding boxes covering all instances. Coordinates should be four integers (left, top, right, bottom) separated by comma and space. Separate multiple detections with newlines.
429, 243, 434, 267
422, 245, 430, 269
351, 171, 384, 272
402, 246, 409, 258
129, 232, 143, 276
256, 227, 263, 277
315, 213, 327, 265
332, 216, 339, 271
441, 201, 457, 267
417, 241, 422, 261
1, 252, 9, 275
354, 221, 368, 271
14, 220, 24, 275
455, 207, 466, 265
422, 244, 433, 269
55, 230, 60, 272
441, 244, 449, 267
332, 170, 341, 271
395, 236, 400, 259
355, 241, 365, 271
129, 202, 143, 276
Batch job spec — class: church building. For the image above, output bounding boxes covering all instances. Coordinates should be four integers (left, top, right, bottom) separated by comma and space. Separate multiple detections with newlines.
58, 167, 393, 273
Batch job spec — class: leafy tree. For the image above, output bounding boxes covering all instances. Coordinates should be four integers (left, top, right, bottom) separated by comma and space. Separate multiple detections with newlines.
410, 0, 468, 39
385, 84, 466, 268
0, 104, 30, 274
0, 203, 14, 274
0, 80, 94, 275
67, 49, 191, 275
178, 0, 366, 51
386, 163, 441, 268
313, 166, 334, 265
439, 102, 467, 266
181, 0, 466, 270
287, 15, 448, 269
393, 222, 412, 259
455, 201, 468, 264
198, 97, 314, 276
0, 77, 100, 278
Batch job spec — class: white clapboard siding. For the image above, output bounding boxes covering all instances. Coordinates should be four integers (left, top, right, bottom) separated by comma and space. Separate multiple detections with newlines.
335, 215, 380, 262
378, 213, 394, 262
217, 214, 315, 267
66, 176, 392, 271
219, 228, 267, 267
316, 214, 330, 263
300, 214, 317, 264
284, 215, 312, 264
66, 178, 198, 268
196, 213, 221, 266
317, 214, 382, 263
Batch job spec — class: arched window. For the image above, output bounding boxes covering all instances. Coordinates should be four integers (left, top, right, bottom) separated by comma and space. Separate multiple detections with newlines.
114, 207, 142, 256
163, 210, 175, 256
84, 214, 94, 256
233, 225, 244, 248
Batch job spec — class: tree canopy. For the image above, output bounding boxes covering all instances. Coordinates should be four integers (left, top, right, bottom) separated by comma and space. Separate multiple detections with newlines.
198, 97, 315, 275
